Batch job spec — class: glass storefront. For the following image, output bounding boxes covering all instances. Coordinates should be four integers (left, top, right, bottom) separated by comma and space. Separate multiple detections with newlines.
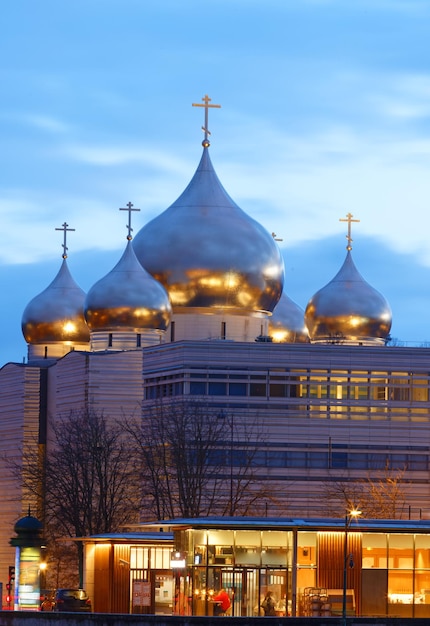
169, 524, 430, 618
179, 528, 292, 617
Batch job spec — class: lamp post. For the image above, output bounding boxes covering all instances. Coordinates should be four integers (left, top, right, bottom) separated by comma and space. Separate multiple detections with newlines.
342, 508, 361, 626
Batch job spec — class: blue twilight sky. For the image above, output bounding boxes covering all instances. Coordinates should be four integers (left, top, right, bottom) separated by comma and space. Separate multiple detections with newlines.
2, 0, 430, 364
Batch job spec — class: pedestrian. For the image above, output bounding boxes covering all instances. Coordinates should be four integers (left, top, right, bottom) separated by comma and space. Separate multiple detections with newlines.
213, 588, 231, 616
261, 590, 276, 616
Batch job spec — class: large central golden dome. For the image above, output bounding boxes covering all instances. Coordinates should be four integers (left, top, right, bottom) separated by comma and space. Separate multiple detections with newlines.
133, 146, 284, 314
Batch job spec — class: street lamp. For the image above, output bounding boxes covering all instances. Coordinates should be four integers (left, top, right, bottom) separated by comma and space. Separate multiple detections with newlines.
342, 507, 361, 626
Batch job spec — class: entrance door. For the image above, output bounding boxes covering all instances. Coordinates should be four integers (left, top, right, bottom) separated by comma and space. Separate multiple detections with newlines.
218, 568, 259, 617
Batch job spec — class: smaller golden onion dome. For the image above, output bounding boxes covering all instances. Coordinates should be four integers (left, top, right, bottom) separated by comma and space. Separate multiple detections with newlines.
269, 291, 309, 343
304, 250, 392, 345
84, 240, 172, 332
21, 259, 90, 345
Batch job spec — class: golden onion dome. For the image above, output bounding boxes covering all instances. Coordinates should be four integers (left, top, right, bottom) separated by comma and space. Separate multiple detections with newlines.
304, 250, 392, 345
84, 240, 172, 332
132, 146, 284, 314
268, 291, 309, 343
21, 258, 90, 344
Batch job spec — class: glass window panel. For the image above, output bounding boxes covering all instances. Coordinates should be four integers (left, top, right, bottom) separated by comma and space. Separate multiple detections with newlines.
250, 383, 266, 396
390, 454, 407, 469
389, 534, 414, 569
253, 450, 267, 467
308, 452, 327, 468
288, 451, 306, 468
207, 530, 234, 545
297, 532, 317, 567
261, 548, 288, 566
235, 547, 260, 565
409, 455, 428, 470
368, 453, 388, 470
235, 530, 261, 547
362, 533, 387, 569
267, 451, 287, 468
331, 452, 348, 468
208, 381, 227, 395
388, 570, 413, 607
415, 571, 430, 603
412, 385, 429, 401
270, 384, 287, 397
262, 531, 289, 548
416, 536, 430, 569
349, 453, 368, 469
297, 532, 317, 547
190, 381, 206, 395
229, 382, 247, 396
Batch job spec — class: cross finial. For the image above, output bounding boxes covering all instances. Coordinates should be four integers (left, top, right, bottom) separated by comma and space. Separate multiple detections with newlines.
55, 222, 75, 259
192, 94, 221, 147
339, 212, 360, 251
119, 201, 140, 240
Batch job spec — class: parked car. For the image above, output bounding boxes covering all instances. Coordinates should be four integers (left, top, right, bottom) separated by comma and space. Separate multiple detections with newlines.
53, 589, 92, 612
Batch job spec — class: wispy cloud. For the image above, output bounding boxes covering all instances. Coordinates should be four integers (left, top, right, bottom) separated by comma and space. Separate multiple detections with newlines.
59, 142, 193, 176
21, 114, 71, 134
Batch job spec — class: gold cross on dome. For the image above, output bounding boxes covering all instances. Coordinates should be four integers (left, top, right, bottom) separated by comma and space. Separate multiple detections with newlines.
55, 222, 75, 259
120, 201, 140, 240
339, 212, 360, 251
192, 94, 221, 146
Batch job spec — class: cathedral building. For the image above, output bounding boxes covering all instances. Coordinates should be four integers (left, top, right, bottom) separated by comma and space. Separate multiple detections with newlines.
1, 96, 430, 598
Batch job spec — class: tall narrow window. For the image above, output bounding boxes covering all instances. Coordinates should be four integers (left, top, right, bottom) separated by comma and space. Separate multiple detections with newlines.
221, 321, 226, 340
170, 321, 175, 342
108, 333, 113, 347
136, 334, 141, 347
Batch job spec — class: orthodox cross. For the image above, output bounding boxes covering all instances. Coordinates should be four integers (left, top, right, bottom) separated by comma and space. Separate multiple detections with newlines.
272, 232, 283, 242
192, 94, 221, 146
339, 212, 360, 251
55, 222, 75, 259
120, 201, 140, 240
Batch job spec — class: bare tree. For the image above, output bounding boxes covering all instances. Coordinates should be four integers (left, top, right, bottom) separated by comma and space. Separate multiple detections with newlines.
126, 399, 267, 520
363, 466, 408, 519
12, 409, 141, 585
322, 466, 408, 519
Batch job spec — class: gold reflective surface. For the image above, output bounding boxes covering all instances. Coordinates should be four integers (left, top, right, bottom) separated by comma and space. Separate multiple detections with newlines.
84, 241, 172, 332
269, 292, 309, 343
133, 147, 284, 313
305, 251, 392, 343
22, 259, 90, 344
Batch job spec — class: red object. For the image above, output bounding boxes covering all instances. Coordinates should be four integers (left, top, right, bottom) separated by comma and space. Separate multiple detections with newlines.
213, 589, 231, 612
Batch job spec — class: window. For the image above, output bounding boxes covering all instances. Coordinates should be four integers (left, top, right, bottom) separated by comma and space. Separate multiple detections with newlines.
331, 452, 348, 469
208, 382, 227, 395
229, 382, 247, 396
270, 384, 287, 398
250, 383, 266, 397
190, 381, 206, 395
287, 451, 306, 468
